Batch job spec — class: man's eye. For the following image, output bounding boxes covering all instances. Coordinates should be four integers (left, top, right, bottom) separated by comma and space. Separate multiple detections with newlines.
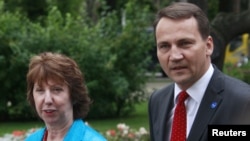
158, 44, 170, 53
180, 41, 191, 47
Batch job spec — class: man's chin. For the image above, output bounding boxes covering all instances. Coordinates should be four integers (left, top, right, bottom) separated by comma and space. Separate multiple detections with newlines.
172, 76, 192, 88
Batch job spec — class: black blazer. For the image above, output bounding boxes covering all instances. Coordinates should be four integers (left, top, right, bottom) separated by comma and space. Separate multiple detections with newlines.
148, 66, 250, 141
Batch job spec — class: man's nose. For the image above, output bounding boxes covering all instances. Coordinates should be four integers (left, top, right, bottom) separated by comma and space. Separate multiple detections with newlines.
169, 46, 183, 61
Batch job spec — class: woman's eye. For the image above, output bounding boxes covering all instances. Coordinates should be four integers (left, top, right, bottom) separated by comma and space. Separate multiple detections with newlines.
35, 88, 43, 92
159, 44, 169, 49
52, 87, 63, 93
34, 88, 44, 94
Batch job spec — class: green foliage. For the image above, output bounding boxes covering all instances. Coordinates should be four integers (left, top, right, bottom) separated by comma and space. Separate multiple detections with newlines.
0, 0, 153, 120
80, 1, 154, 118
2, 0, 84, 21
241, 62, 250, 84
208, 0, 219, 20
0, 1, 34, 120
223, 62, 250, 84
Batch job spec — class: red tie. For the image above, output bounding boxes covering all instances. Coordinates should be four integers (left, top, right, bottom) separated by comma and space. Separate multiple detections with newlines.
170, 91, 189, 141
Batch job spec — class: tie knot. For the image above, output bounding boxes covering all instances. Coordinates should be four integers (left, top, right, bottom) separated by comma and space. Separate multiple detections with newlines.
178, 91, 189, 103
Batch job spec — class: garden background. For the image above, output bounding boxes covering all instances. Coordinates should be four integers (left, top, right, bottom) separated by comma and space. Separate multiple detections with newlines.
0, 0, 250, 140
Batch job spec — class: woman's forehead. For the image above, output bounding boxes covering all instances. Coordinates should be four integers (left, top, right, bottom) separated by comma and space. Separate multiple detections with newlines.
34, 77, 64, 86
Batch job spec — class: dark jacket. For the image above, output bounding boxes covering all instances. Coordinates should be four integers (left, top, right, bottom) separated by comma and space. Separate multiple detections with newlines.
148, 66, 250, 141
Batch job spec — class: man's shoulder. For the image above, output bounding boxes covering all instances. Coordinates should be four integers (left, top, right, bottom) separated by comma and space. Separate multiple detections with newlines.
211, 67, 249, 91
151, 83, 174, 96
149, 83, 174, 104
223, 73, 250, 90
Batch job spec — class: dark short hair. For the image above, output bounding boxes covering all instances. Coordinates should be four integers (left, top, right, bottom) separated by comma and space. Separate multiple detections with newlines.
26, 52, 91, 119
153, 2, 210, 40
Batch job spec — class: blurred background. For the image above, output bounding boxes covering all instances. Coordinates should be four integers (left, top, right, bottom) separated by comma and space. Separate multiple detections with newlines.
0, 0, 249, 139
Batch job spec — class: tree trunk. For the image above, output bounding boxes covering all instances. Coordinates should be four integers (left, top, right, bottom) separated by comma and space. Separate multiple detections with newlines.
188, 0, 250, 70
211, 9, 250, 70
188, 0, 208, 14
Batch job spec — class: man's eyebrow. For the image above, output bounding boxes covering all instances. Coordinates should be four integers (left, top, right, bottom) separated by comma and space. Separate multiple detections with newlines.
177, 38, 195, 42
157, 41, 169, 44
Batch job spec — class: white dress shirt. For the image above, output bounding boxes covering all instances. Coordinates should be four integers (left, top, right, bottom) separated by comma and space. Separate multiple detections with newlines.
168, 64, 214, 139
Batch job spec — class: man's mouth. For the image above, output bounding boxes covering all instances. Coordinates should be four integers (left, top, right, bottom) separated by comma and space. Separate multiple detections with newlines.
172, 66, 186, 70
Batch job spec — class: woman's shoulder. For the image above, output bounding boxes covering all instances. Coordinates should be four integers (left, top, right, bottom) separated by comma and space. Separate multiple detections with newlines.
24, 128, 45, 141
83, 125, 107, 141
66, 119, 107, 141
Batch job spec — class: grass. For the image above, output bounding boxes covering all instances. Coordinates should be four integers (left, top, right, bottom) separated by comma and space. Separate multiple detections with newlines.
0, 121, 44, 136
89, 101, 149, 132
0, 102, 149, 137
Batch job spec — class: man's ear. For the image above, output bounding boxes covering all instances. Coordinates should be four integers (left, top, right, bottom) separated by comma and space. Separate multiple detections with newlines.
206, 36, 214, 56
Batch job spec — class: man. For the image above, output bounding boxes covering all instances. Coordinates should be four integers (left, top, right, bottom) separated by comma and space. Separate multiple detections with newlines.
148, 2, 250, 141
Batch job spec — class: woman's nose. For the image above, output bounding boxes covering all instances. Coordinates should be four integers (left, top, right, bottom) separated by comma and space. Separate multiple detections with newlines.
44, 91, 53, 104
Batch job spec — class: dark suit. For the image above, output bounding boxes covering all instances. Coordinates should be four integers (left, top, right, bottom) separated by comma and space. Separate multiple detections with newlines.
148, 66, 250, 141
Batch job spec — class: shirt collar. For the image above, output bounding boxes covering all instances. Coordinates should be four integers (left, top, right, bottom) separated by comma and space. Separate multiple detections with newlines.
174, 64, 214, 103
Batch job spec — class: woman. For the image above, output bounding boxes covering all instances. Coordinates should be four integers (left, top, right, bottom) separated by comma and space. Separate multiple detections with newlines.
25, 52, 106, 141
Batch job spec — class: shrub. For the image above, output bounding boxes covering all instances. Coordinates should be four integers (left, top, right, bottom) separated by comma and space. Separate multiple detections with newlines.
0, 1, 154, 120
223, 61, 250, 84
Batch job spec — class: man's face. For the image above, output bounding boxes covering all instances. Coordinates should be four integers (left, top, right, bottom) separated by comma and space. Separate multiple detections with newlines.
155, 17, 213, 90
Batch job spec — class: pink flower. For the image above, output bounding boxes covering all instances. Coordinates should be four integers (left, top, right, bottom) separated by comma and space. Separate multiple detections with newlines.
106, 129, 116, 137
127, 132, 135, 138
12, 130, 25, 137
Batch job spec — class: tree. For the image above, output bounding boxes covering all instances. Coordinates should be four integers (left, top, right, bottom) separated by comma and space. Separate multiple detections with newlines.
0, 0, 154, 120
150, 0, 250, 70
102, 0, 250, 71
185, 0, 250, 70
3, 0, 84, 21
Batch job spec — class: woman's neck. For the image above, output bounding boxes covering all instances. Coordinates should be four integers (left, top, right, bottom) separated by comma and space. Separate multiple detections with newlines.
45, 119, 73, 141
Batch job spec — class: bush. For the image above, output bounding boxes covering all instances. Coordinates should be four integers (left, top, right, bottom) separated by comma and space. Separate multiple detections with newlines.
241, 61, 250, 83
0, 1, 154, 120
223, 61, 250, 84
0, 1, 34, 120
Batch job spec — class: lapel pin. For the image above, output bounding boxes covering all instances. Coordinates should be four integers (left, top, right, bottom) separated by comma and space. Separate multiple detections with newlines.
210, 102, 217, 109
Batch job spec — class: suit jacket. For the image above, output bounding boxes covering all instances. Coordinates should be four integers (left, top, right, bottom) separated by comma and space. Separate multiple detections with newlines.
148, 66, 250, 141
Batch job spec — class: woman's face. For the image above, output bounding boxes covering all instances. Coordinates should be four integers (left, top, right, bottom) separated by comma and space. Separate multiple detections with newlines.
33, 79, 73, 126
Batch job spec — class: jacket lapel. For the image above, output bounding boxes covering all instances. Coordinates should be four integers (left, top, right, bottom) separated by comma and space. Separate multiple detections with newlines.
187, 67, 224, 141
160, 86, 175, 141
149, 84, 175, 141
